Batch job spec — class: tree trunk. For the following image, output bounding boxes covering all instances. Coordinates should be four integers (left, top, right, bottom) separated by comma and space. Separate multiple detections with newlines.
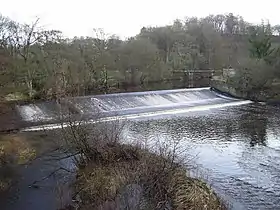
165, 47, 169, 63
26, 77, 33, 98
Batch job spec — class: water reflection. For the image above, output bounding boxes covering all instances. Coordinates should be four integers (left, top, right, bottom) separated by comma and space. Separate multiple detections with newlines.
125, 104, 280, 209
237, 108, 268, 147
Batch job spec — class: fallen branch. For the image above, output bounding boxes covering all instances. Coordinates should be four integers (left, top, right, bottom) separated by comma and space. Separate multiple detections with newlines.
28, 166, 74, 188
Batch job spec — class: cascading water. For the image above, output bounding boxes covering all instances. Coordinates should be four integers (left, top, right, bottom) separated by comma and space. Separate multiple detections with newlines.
17, 102, 61, 122
72, 87, 235, 112
17, 87, 251, 131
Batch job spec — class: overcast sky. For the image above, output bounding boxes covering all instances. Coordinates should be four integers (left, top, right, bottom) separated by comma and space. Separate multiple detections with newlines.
2, 0, 279, 39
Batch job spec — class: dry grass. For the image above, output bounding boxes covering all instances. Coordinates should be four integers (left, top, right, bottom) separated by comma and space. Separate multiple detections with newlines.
73, 143, 142, 209
170, 170, 224, 210
76, 164, 128, 208
58, 120, 226, 210
72, 143, 225, 210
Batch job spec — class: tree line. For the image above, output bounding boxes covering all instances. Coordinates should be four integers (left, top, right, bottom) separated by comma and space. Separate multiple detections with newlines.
1, 13, 280, 100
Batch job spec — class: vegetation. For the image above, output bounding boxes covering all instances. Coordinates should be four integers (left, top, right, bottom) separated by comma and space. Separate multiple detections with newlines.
58, 121, 225, 209
3, 12, 280, 210
1, 13, 280, 100
223, 29, 280, 100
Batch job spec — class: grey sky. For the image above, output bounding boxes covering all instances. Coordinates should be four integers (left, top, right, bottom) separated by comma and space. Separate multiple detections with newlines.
2, 0, 279, 38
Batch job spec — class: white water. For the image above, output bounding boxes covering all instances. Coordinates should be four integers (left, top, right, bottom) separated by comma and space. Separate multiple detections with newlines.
22, 100, 252, 132
17, 87, 252, 131
74, 88, 221, 112
18, 104, 52, 122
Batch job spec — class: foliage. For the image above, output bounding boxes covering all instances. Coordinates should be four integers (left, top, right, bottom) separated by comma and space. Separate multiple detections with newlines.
59, 120, 225, 209
1, 13, 280, 99
229, 31, 280, 96
249, 36, 274, 60
231, 59, 275, 94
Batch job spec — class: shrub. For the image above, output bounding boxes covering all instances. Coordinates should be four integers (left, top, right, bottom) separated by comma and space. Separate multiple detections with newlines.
58, 120, 225, 209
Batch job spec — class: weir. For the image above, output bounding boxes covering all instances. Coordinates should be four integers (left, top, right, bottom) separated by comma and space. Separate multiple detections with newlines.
17, 87, 251, 131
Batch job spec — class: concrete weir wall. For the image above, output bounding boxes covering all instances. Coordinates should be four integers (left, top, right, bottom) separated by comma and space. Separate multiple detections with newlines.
210, 69, 244, 99
210, 80, 242, 99
211, 78, 280, 104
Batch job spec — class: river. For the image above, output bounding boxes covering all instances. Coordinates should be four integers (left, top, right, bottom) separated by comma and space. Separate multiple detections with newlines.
2, 88, 280, 209
123, 103, 280, 209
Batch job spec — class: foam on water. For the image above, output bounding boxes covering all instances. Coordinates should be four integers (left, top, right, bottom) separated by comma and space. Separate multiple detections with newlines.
22, 100, 252, 132
18, 104, 52, 122
72, 87, 232, 113
17, 87, 252, 128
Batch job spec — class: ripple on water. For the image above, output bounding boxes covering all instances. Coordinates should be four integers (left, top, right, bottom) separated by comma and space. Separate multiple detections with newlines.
124, 103, 280, 209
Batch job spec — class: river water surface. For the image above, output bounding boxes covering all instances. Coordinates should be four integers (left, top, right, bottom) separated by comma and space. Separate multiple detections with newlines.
124, 103, 280, 209
2, 88, 280, 210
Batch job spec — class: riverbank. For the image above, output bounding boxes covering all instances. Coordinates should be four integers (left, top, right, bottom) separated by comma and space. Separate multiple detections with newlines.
70, 142, 225, 210
211, 79, 280, 104
61, 120, 226, 209
0, 126, 226, 210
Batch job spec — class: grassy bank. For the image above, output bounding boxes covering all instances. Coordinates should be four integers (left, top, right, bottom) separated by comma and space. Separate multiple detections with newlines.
61, 123, 226, 210
72, 144, 225, 210
0, 120, 226, 209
